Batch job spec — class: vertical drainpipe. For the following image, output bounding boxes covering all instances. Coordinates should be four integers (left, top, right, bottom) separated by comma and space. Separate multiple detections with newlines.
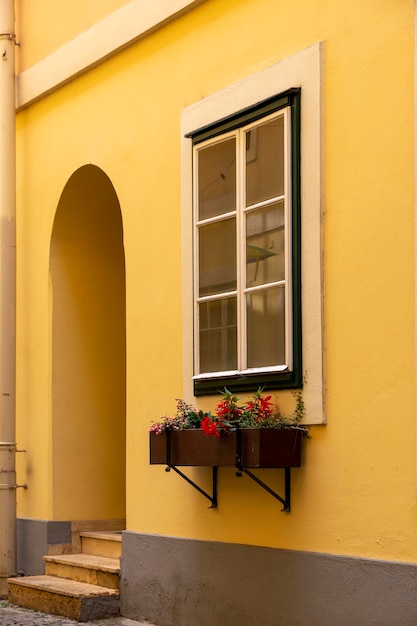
0, 0, 16, 599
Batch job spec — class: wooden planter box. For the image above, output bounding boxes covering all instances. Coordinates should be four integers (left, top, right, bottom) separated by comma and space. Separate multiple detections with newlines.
240, 428, 301, 468
150, 429, 237, 466
150, 428, 302, 468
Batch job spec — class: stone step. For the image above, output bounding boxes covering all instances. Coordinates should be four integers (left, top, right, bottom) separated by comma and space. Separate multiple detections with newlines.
44, 553, 120, 589
8, 575, 120, 622
80, 530, 122, 559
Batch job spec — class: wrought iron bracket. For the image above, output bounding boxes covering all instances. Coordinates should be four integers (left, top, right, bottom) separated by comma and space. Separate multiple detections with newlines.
165, 465, 218, 508
164, 430, 218, 507
161, 429, 293, 511
236, 466, 291, 512
164, 464, 291, 511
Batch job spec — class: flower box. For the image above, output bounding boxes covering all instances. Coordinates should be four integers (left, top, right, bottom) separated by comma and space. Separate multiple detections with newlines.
150, 428, 301, 468
150, 429, 238, 467
240, 428, 301, 468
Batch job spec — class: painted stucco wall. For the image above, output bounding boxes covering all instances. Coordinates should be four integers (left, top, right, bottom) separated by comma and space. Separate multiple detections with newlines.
15, 0, 128, 70
15, 0, 416, 567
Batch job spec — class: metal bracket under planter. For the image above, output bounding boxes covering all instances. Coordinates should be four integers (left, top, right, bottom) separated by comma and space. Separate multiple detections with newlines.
164, 429, 219, 508
165, 464, 218, 508
165, 464, 291, 511
235, 466, 291, 512
150, 428, 302, 511
235, 428, 293, 511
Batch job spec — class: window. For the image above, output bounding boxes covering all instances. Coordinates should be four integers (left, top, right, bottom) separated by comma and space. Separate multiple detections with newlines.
182, 44, 325, 422
191, 91, 301, 395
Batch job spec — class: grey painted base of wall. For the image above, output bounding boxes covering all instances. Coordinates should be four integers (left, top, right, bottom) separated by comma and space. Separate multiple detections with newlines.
120, 532, 417, 626
17, 518, 71, 576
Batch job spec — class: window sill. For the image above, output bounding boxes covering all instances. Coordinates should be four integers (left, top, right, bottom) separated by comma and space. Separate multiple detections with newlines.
193, 369, 302, 396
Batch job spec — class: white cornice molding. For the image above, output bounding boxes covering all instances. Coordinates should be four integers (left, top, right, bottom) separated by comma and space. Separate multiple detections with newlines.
16, 0, 206, 110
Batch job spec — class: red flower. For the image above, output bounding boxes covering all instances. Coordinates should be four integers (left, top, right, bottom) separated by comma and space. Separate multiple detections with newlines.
201, 417, 220, 438
215, 399, 242, 421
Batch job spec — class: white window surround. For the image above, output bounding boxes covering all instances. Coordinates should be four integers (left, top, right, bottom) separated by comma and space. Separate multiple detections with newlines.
181, 42, 325, 424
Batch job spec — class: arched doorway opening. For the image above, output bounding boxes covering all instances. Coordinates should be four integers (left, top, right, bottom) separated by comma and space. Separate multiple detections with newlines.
50, 165, 126, 523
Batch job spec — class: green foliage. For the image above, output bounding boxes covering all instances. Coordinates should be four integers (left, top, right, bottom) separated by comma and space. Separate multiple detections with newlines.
150, 388, 309, 437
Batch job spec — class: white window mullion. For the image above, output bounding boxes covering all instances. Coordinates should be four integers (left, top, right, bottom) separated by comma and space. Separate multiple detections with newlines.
284, 107, 293, 371
192, 145, 201, 375
237, 128, 246, 373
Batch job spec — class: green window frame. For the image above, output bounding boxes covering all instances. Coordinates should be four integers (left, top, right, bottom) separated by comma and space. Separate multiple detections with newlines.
189, 88, 302, 396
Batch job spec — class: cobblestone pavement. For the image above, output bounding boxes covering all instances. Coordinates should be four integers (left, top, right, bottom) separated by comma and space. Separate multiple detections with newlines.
0, 604, 156, 626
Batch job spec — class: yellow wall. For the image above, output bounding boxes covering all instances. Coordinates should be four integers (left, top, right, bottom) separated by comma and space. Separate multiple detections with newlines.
15, 0, 129, 71
16, 0, 415, 563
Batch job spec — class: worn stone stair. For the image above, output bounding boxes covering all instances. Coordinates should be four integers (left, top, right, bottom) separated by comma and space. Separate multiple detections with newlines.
8, 530, 122, 622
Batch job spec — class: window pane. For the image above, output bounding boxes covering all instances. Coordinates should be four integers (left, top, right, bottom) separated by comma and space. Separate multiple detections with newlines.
198, 138, 236, 220
246, 287, 285, 368
246, 201, 285, 288
199, 218, 236, 296
246, 116, 284, 206
199, 298, 237, 373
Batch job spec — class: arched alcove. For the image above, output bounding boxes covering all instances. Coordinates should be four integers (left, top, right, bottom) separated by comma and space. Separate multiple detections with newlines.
50, 165, 126, 521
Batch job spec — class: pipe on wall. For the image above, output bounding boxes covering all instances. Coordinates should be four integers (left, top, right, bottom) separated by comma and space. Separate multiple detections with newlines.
0, 0, 16, 598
